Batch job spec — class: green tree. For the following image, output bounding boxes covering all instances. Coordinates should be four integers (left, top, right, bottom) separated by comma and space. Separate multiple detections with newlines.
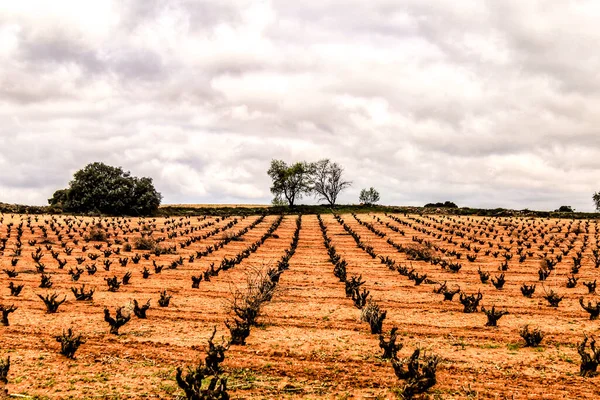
424, 201, 458, 208
48, 189, 68, 208
311, 159, 351, 206
49, 162, 162, 215
594, 193, 600, 211
556, 205, 574, 212
267, 160, 313, 207
359, 187, 380, 206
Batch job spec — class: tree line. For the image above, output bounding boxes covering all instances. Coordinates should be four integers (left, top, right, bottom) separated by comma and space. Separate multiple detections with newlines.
45, 160, 379, 216
40, 160, 600, 216
267, 159, 380, 207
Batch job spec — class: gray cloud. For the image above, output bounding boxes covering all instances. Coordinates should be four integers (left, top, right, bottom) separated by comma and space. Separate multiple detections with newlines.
1, 0, 599, 211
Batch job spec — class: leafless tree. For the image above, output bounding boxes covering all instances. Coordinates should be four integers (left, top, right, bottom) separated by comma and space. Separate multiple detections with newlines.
311, 159, 351, 206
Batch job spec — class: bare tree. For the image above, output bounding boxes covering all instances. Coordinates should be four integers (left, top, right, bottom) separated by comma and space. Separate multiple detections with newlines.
311, 159, 351, 206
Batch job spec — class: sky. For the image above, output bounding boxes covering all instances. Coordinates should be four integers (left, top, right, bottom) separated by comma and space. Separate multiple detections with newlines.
1, 0, 599, 211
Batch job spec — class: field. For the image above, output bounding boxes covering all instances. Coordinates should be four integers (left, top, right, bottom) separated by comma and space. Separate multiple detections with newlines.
1, 212, 600, 399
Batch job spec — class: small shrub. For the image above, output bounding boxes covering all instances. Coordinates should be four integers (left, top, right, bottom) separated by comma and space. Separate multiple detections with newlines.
86, 264, 97, 275
39, 273, 53, 288
408, 270, 427, 285
392, 348, 440, 399
520, 325, 544, 347
333, 260, 347, 282
520, 284, 536, 298
579, 297, 600, 320
481, 305, 509, 327
567, 275, 579, 288
204, 327, 229, 374
104, 307, 131, 335
460, 291, 482, 313
344, 275, 366, 297
226, 269, 275, 326
8, 282, 23, 297
225, 268, 278, 344
56, 328, 85, 359
3, 269, 17, 278
225, 318, 250, 346
85, 226, 107, 242
478, 267, 490, 283
158, 290, 172, 307
71, 285, 94, 301
68, 267, 84, 282
0, 355, 9, 392
0, 304, 17, 326
133, 299, 151, 319
192, 276, 202, 288
352, 288, 370, 309
142, 267, 151, 279
578, 335, 600, 377
584, 280, 597, 294
360, 299, 386, 334
105, 276, 121, 292
38, 293, 66, 313
491, 274, 506, 289
543, 289, 563, 307
176, 327, 229, 399
133, 235, 156, 251
538, 268, 550, 281
379, 327, 402, 359
442, 285, 460, 301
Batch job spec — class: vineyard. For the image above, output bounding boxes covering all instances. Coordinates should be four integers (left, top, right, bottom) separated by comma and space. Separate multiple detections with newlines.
1, 212, 600, 399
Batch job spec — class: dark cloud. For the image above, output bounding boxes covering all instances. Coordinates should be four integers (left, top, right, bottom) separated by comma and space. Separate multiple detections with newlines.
18, 30, 104, 73
0, 0, 599, 211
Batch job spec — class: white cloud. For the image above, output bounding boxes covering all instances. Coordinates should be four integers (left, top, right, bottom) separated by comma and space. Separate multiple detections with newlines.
0, 0, 599, 211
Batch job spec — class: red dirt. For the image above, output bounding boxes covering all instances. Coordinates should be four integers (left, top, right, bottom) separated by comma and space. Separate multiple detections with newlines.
0, 213, 599, 399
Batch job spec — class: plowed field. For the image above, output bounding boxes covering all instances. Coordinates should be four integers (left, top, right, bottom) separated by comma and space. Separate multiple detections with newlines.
1, 213, 599, 399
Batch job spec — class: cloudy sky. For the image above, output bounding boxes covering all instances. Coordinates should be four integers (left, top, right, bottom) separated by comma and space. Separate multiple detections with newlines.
1, 0, 599, 211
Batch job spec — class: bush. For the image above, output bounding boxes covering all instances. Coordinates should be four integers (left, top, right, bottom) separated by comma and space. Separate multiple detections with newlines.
0, 355, 9, 393
49, 162, 162, 216
104, 307, 131, 335
392, 348, 440, 399
221, 232, 242, 242
225, 268, 277, 345
0, 304, 17, 326
481, 305, 509, 327
379, 327, 402, 359
38, 293, 66, 313
578, 335, 600, 377
85, 226, 107, 241
520, 325, 544, 347
133, 235, 156, 250
56, 329, 85, 359
460, 291, 482, 313
556, 205, 574, 212
360, 300, 386, 334
424, 201, 458, 208
176, 327, 229, 399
